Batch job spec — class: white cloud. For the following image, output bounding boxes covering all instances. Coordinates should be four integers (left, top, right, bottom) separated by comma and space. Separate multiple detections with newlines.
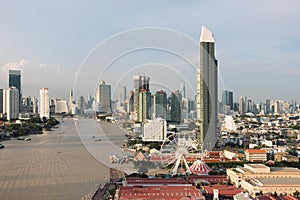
1, 59, 29, 72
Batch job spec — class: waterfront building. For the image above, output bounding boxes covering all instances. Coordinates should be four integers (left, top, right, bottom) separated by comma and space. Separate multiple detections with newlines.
9, 70, 22, 111
197, 26, 218, 150
227, 164, 300, 197
54, 99, 69, 114
95, 81, 112, 113
3, 87, 19, 120
142, 118, 167, 142
39, 88, 50, 119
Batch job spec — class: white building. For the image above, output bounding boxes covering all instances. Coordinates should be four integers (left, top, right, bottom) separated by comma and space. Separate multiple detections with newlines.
95, 80, 112, 113
3, 87, 19, 120
39, 88, 50, 119
54, 99, 69, 114
142, 118, 167, 142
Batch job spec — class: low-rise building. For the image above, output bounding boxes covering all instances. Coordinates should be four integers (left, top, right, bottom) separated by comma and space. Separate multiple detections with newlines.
245, 149, 267, 162
227, 164, 300, 197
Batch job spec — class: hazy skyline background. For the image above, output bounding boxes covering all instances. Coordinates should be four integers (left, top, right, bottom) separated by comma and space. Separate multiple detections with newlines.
1, 1, 299, 103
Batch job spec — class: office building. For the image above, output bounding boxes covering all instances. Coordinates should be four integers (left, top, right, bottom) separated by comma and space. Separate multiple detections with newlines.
9, 70, 22, 111
239, 96, 245, 115
197, 26, 218, 150
95, 81, 112, 113
142, 118, 167, 142
153, 90, 167, 119
222, 90, 233, 110
39, 88, 50, 119
138, 90, 151, 122
3, 87, 19, 120
179, 80, 186, 98
227, 164, 300, 197
0, 89, 3, 114
54, 99, 69, 114
265, 99, 271, 114
118, 85, 127, 107
170, 90, 182, 123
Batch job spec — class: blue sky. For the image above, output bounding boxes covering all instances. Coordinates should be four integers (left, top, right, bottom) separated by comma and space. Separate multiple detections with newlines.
0, 1, 299, 103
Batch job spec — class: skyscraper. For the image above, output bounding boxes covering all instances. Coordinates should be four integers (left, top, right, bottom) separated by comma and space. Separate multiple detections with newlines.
95, 81, 112, 113
3, 87, 19, 120
179, 80, 186, 98
0, 89, 3, 114
222, 90, 233, 110
239, 96, 245, 115
138, 90, 151, 122
170, 90, 182, 123
9, 70, 21, 111
118, 85, 127, 107
39, 88, 50, 119
153, 90, 167, 119
197, 26, 218, 151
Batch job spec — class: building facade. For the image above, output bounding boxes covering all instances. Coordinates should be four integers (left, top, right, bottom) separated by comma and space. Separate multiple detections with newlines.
197, 26, 218, 151
9, 70, 22, 111
95, 81, 112, 113
3, 87, 19, 120
170, 90, 182, 123
39, 88, 50, 119
138, 91, 151, 122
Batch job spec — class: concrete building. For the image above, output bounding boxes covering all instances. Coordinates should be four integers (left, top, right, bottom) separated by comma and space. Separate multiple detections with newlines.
153, 90, 167, 119
54, 99, 69, 114
142, 118, 167, 142
8, 70, 22, 111
95, 81, 112, 113
227, 164, 300, 196
138, 90, 151, 122
245, 149, 267, 162
3, 87, 19, 120
170, 90, 182, 123
0, 89, 3, 114
197, 26, 218, 151
39, 88, 50, 119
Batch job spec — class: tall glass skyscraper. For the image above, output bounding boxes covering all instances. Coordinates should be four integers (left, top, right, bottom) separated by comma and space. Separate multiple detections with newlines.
9, 70, 21, 111
197, 26, 218, 151
95, 81, 112, 113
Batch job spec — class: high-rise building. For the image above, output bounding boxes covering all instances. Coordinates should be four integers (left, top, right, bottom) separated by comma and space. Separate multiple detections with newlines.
54, 99, 69, 114
138, 90, 151, 122
153, 90, 167, 119
118, 85, 127, 107
170, 90, 182, 123
3, 87, 19, 120
0, 89, 3, 114
222, 90, 233, 110
39, 88, 50, 119
265, 99, 271, 114
95, 81, 112, 113
197, 26, 218, 150
9, 70, 21, 111
180, 80, 186, 98
239, 96, 245, 115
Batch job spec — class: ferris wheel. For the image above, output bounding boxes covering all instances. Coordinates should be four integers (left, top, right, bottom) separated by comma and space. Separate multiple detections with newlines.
159, 132, 199, 175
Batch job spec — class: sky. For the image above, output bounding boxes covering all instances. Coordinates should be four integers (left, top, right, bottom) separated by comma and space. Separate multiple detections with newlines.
0, 0, 300, 103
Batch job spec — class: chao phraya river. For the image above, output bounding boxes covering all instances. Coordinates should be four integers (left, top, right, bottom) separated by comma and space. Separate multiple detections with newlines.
0, 117, 129, 200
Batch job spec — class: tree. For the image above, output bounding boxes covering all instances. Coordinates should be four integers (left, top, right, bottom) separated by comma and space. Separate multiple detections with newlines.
293, 190, 299, 197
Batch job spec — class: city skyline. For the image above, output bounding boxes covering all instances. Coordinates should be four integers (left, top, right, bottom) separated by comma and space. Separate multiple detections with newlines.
0, 1, 300, 103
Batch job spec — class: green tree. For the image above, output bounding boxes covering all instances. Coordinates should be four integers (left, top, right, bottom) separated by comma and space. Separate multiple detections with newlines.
293, 190, 299, 197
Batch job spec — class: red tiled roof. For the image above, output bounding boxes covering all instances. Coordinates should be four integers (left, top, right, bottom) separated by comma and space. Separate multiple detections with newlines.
245, 149, 267, 154
126, 178, 190, 185
119, 185, 205, 200
202, 185, 242, 197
